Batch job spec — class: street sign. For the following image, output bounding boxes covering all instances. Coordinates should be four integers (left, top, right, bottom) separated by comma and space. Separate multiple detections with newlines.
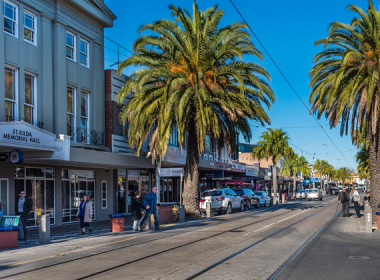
311, 177, 319, 182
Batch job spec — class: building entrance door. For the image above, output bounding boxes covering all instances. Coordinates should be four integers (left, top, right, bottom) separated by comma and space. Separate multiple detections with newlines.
0, 179, 8, 215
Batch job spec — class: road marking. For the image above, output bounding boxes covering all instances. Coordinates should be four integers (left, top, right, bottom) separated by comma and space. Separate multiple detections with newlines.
9, 237, 137, 267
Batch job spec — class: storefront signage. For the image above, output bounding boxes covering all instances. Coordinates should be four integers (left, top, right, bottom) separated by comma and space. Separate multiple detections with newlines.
199, 171, 224, 178
9, 149, 24, 164
0, 122, 56, 148
0, 216, 20, 227
128, 170, 139, 180
246, 166, 258, 176
160, 168, 184, 177
163, 146, 187, 165
118, 169, 126, 177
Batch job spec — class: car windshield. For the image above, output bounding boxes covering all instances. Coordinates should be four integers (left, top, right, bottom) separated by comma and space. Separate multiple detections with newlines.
254, 191, 264, 196
308, 189, 317, 193
234, 190, 244, 196
202, 191, 222, 197
297, 191, 305, 193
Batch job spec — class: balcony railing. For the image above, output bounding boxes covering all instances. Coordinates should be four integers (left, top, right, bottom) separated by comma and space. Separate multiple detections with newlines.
5, 115, 44, 129
70, 128, 105, 146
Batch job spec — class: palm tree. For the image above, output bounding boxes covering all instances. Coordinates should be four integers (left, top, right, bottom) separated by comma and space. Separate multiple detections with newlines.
116, 3, 275, 215
314, 159, 329, 191
308, 0, 380, 213
253, 128, 292, 204
280, 154, 309, 199
338, 167, 352, 186
324, 163, 334, 189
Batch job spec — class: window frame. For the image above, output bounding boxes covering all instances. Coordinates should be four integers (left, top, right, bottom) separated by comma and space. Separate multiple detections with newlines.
23, 10, 37, 45
66, 31, 76, 62
24, 72, 37, 125
80, 38, 89, 67
67, 86, 76, 136
101, 181, 107, 209
4, 65, 18, 121
80, 91, 89, 143
3, 0, 18, 38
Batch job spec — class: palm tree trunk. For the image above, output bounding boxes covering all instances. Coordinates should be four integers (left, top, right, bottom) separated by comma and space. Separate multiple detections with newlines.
273, 157, 278, 204
293, 172, 296, 199
369, 138, 379, 218
183, 118, 200, 216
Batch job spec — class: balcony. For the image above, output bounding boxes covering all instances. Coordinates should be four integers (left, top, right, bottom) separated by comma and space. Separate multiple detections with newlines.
70, 128, 105, 146
5, 115, 44, 129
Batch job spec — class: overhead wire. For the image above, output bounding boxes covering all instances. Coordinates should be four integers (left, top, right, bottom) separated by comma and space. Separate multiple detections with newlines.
229, 0, 354, 169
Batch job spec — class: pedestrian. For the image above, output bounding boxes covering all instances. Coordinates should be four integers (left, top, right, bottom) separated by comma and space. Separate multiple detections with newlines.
138, 187, 162, 231
352, 187, 361, 218
338, 187, 350, 217
329, 187, 332, 196
76, 195, 93, 235
131, 191, 143, 232
15, 190, 33, 241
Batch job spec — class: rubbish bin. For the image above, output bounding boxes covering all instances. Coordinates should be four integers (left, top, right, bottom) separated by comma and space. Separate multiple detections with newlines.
157, 203, 176, 225
376, 212, 380, 230
108, 214, 126, 232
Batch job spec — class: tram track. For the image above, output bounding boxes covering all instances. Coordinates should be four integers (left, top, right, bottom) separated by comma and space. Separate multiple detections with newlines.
1, 198, 336, 279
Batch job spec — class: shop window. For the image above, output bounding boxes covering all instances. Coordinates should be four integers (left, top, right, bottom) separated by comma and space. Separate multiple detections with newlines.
0, 180, 8, 215
15, 167, 24, 177
101, 181, 107, 209
26, 168, 44, 177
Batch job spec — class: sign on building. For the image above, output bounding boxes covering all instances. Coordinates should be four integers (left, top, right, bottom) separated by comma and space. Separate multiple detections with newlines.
160, 168, 184, 177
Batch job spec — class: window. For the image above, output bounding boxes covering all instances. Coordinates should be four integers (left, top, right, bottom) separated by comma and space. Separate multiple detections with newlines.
80, 39, 89, 67
66, 32, 76, 61
23, 11, 36, 44
101, 181, 107, 209
5, 67, 17, 121
80, 91, 88, 142
3, 0, 17, 37
24, 73, 36, 124
67, 87, 75, 136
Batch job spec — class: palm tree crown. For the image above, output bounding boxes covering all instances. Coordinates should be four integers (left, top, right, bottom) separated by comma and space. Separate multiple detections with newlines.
280, 153, 309, 198
253, 128, 292, 204
116, 3, 275, 215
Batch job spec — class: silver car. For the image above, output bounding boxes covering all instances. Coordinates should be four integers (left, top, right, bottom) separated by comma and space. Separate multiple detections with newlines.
306, 188, 323, 201
200, 188, 244, 214
296, 190, 307, 199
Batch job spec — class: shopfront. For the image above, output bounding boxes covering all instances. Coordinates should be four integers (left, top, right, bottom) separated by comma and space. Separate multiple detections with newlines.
116, 169, 151, 215
159, 168, 183, 203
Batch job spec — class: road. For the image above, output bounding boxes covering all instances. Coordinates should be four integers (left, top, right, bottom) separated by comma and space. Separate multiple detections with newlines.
0, 196, 340, 280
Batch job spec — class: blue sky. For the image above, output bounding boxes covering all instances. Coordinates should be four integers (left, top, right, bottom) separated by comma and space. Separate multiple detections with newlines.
104, 0, 374, 170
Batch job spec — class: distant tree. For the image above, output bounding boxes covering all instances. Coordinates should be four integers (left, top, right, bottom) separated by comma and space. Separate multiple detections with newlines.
281, 154, 309, 198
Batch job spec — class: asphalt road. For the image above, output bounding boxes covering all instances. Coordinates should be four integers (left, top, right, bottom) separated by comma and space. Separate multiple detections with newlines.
0, 196, 340, 280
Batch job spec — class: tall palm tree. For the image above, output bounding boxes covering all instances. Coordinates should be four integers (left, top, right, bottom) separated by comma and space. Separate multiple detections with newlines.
116, 3, 275, 215
338, 167, 352, 186
309, 0, 380, 213
253, 128, 292, 204
314, 159, 329, 191
280, 154, 309, 198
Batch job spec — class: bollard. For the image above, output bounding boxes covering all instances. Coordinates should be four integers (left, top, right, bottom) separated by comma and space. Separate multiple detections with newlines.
39, 214, 50, 245
206, 202, 211, 218
178, 205, 185, 223
365, 205, 372, 233
142, 212, 152, 230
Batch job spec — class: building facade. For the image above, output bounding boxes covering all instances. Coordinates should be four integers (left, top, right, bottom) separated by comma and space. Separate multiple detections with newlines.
0, 0, 121, 226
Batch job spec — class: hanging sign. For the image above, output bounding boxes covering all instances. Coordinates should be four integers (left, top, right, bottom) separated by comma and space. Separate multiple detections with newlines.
160, 168, 184, 177
9, 149, 24, 164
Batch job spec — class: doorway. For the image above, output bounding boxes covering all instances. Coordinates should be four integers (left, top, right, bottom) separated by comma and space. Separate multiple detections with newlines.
0, 179, 8, 215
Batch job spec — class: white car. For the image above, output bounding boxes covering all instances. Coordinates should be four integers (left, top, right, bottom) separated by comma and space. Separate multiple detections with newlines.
296, 190, 307, 199
306, 188, 323, 201
254, 191, 271, 206
200, 188, 244, 214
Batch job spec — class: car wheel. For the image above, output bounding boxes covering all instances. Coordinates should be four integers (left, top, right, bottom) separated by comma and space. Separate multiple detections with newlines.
226, 203, 232, 214
247, 201, 251, 210
217, 210, 222, 215
239, 202, 244, 212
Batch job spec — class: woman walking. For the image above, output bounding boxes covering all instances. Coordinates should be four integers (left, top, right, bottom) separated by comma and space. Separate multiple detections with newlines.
76, 195, 93, 235
131, 191, 142, 232
352, 187, 361, 218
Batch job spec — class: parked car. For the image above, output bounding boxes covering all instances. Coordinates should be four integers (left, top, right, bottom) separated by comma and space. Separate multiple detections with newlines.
306, 188, 323, 201
233, 189, 260, 209
254, 191, 271, 206
296, 190, 307, 200
199, 188, 244, 214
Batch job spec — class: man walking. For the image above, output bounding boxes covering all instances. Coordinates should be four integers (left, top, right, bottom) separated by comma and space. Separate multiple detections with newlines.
139, 187, 162, 230
338, 187, 350, 217
15, 190, 33, 240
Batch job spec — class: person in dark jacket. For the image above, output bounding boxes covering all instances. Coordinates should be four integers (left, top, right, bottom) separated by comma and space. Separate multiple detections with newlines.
131, 191, 143, 232
15, 190, 33, 240
338, 187, 350, 217
138, 187, 162, 230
